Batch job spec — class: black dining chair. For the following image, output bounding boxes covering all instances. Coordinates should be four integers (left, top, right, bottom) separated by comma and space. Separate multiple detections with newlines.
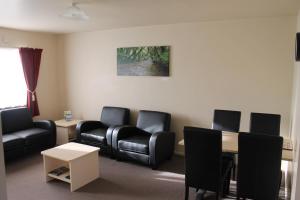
213, 109, 241, 180
237, 133, 283, 200
184, 127, 233, 200
250, 112, 281, 136
213, 109, 241, 133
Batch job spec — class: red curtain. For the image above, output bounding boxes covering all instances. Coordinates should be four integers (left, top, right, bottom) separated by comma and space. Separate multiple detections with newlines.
19, 48, 43, 117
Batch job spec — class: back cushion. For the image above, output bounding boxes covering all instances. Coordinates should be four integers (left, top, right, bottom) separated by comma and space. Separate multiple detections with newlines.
250, 113, 281, 136
1, 107, 34, 134
137, 110, 171, 134
213, 109, 241, 132
100, 106, 130, 127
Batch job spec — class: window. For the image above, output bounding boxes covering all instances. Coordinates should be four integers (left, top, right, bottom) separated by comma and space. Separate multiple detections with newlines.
0, 48, 27, 108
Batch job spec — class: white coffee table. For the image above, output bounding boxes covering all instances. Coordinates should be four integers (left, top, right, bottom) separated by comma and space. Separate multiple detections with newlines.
41, 142, 100, 191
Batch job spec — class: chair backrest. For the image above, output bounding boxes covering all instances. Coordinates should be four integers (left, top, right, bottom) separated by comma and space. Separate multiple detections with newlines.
184, 126, 222, 192
100, 106, 130, 127
0, 107, 33, 134
237, 133, 283, 200
250, 112, 281, 136
213, 109, 241, 132
136, 110, 171, 134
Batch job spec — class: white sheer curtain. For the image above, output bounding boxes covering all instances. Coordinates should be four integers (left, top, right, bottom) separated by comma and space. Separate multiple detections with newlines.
0, 48, 27, 109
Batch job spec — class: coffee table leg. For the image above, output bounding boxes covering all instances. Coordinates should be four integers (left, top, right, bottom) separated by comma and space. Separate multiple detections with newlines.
43, 155, 51, 182
69, 152, 99, 192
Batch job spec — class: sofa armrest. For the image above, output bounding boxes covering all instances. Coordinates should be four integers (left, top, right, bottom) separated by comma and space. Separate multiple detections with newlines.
33, 120, 56, 147
76, 120, 106, 142
149, 131, 175, 169
106, 126, 118, 147
111, 126, 142, 154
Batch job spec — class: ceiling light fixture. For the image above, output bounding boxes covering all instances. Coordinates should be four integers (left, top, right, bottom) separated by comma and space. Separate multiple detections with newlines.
62, 2, 89, 21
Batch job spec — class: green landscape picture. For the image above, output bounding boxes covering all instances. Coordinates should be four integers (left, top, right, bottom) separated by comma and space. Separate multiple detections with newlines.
117, 46, 170, 76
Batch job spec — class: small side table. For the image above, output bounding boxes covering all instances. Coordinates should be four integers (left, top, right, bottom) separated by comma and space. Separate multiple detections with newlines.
55, 119, 81, 145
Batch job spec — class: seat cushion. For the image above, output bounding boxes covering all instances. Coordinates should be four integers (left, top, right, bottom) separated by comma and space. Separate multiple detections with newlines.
81, 128, 107, 144
2, 134, 24, 151
13, 128, 50, 146
118, 135, 150, 155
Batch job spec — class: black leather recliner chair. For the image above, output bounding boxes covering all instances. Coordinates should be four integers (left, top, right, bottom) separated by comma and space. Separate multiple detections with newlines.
76, 106, 130, 155
1, 107, 56, 160
112, 110, 175, 169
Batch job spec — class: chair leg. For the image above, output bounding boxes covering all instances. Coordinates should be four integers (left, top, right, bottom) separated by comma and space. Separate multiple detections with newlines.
222, 169, 231, 197
236, 182, 239, 200
236, 193, 243, 200
116, 154, 120, 161
167, 155, 172, 160
232, 163, 236, 180
185, 185, 189, 200
196, 189, 206, 200
216, 191, 220, 200
151, 163, 158, 170
231, 154, 238, 181
279, 171, 283, 191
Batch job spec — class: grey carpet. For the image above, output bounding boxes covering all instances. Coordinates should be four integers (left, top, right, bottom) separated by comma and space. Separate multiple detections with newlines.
5, 154, 290, 200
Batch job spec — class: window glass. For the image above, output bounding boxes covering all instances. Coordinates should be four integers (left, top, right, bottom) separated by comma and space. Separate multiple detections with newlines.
0, 48, 27, 109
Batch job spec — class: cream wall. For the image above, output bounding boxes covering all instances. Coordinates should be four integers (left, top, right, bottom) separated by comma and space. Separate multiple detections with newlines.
0, 28, 61, 200
291, 11, 300, 200
58, 17, 296, 154
0, 28, 61, 120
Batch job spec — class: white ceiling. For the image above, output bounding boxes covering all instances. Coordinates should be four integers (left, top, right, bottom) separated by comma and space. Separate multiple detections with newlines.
0, 0, 299, 34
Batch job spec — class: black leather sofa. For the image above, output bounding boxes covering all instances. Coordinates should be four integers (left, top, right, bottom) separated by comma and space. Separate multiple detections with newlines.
1, 107, 56, 160
76, 106, 130, 155
112, 110, 175, 169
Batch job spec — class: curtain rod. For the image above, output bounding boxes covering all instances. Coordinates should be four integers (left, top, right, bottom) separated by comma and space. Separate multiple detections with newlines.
0, 37, 20, 48
0, 45, 38, 49
0, 46, 20, 49
0, 38, 41, 49
0, 42, 23, 49
0, 37, 28, 49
